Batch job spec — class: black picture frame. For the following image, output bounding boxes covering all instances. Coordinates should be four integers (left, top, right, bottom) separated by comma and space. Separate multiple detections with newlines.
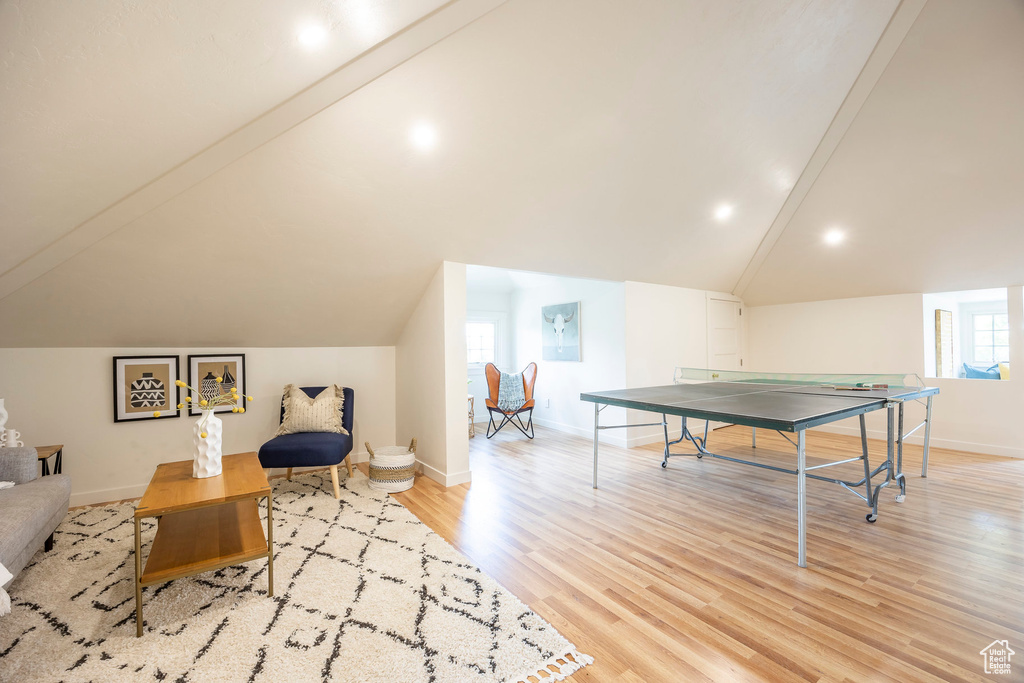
113, 355, 181, 423
187, 353, 247, 416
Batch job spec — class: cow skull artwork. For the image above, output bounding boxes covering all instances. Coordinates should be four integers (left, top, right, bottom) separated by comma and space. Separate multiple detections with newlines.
541, 302, 581, 361
543, 310, 575, 352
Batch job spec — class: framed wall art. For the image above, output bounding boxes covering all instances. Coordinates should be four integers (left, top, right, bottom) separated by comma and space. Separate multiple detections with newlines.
542, 302, 581, 362
188, 353, 246, 416
113, 355, 181, 423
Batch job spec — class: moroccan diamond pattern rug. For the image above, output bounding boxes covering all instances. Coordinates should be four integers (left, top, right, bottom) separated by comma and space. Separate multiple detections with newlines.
0, 471, 591, 682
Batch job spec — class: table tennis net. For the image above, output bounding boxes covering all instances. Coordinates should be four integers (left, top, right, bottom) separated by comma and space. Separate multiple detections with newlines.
673, 367, 923, 390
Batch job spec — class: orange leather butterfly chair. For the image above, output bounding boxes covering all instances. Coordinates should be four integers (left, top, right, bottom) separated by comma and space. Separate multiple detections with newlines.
484, 362, 537, 439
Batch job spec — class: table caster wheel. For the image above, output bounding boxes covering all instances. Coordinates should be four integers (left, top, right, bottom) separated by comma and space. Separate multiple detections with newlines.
895, 494, 905, 503
866, 513, 877, 523
661, 461, 668, 469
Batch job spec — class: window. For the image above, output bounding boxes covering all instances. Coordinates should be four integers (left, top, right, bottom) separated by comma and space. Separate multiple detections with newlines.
973, 313, 1009, 363
466, 321, 496, 364
923, 288, 1009, 379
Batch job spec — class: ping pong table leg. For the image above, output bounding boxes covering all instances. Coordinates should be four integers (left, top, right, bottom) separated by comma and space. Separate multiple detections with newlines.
593, 403, 600, 489
797, 430, 807, 568
859, 414, 872, 505
921, 395, 933, 478
752, 427, 756, 449
868, 403, 896, 523
662, 414, 670, 467
895, 401, 906, 502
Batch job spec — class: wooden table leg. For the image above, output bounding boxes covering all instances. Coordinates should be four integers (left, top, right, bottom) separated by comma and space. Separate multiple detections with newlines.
134, 517, 143, 637
266, 493, 274, 597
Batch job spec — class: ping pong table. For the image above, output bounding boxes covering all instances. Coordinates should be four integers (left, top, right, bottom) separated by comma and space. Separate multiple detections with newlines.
580, 368, 939, 567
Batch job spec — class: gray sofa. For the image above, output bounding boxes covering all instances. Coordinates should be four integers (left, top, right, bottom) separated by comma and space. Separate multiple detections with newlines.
0, 446, 71, 588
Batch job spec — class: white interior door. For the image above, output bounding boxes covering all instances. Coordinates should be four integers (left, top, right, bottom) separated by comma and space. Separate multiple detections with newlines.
707, 298, 741, 370
706, 298, 742, 430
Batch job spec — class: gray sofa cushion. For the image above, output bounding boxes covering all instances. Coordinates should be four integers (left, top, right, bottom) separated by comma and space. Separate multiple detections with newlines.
0, 474, 71, 587
0, 447, 38, 485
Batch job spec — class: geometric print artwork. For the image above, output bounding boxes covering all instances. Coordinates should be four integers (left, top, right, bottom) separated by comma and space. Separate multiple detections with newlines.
113, 355, 179, 421
200, 371, 220, 402
220, 365, 236, 395
0, 471, 592, 683
129, 373, 166, 408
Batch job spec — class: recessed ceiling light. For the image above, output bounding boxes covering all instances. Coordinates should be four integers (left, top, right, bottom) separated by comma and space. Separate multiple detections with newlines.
410, 122, 438, 151
713, 204, 734, 222
824, 228, 845, 246
775, 172, 794, 192
298, 25, 328, 49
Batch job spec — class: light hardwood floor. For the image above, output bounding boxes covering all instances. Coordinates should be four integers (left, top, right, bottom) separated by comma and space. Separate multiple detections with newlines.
391, 425, 1024, 682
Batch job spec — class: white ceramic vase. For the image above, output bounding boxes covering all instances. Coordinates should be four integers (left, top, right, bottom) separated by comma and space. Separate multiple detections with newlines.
193, 410, 223, 478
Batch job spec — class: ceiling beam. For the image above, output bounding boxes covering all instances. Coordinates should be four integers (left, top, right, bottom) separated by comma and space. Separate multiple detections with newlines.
0, 0, 508, 302
732, 0, 927, 300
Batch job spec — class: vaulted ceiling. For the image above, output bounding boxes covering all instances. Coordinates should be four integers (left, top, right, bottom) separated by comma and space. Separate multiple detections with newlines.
1, 0, 1020, 346
740, 0, 1024, 305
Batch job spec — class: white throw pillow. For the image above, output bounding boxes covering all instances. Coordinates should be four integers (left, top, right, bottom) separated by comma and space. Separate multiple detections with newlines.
275, 385, 349, 436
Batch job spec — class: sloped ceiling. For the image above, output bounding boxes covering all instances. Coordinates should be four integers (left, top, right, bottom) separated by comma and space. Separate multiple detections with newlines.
6, 0, 1006, 347
740, 0, 1024, 305
0, 0, 447, 276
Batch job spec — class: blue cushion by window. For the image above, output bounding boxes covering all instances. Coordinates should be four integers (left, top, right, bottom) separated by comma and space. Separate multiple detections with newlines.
963, 363, 1001, 379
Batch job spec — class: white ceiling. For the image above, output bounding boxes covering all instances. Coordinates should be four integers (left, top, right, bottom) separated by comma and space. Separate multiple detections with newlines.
0, 0, 446, 274
1, 0, 1019, 346
741, 0, 1024, 305
467, 264, 616, 295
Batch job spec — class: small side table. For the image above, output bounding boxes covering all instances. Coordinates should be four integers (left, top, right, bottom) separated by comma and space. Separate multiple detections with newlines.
468, 395, 475, 438
36, 444, 63, 476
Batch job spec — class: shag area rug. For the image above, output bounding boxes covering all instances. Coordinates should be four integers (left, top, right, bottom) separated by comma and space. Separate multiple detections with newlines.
0, 471, 591, 682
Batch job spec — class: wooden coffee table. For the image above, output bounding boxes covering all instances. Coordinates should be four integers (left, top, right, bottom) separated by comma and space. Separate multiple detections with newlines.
133, 452, 273, 637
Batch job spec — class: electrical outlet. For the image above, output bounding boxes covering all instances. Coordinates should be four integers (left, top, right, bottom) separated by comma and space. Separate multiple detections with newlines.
545, 398, 550, 408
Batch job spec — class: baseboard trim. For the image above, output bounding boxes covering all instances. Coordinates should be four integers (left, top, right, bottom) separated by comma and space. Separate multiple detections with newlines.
533, 417, 629, 448
626, 422, 1024, 460
626, 427, 684, 449
69, 450, 374, 508
417, 460, 472, 487
815, 425, 1024, 459
70, 484, 147, 508
531, 418, 696, 450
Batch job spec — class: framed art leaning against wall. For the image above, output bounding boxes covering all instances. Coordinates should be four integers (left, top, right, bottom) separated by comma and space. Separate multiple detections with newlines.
113, 356, 180, 423
188, 354, 246, 416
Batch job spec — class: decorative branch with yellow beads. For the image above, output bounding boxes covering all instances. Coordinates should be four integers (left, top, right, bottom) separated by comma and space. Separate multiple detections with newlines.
152, 376, 254, 438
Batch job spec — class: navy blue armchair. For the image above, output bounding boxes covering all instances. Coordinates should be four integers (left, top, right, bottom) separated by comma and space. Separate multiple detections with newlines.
258, 386, 354, 498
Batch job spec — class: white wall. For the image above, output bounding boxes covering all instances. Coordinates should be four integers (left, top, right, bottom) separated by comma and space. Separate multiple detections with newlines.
747, 292, 1024, 458
442, 263, 470, 481
0, 346, 396, 506
511, 276, 627, 444
395, 262, 470, 486
622, 282, 745, 445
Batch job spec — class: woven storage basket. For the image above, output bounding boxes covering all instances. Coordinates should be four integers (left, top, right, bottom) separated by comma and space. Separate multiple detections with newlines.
366, 438, 417, 493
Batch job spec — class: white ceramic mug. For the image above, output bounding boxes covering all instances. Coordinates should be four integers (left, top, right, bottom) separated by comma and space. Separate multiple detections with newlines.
4, 428, 22, 447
